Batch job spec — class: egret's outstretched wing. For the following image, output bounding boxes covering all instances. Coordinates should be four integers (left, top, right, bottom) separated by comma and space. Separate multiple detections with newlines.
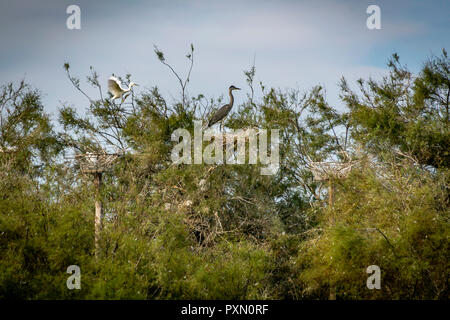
108, 76, 123, 97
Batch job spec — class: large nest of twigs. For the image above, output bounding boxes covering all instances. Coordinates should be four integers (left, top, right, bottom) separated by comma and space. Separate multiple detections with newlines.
206, 128, 263, 146
75, 152, 121, 174
309, 161, 359, 181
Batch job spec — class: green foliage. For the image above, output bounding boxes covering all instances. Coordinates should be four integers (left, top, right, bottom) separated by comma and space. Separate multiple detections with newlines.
298, 163, 449, 299
0, 50, 448, 299
340, 51, 450, 168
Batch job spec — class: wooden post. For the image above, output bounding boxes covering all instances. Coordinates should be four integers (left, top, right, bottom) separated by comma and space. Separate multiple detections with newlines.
93, 172, 103, 258
310, 161, 356, 300
328, 179, 334, 206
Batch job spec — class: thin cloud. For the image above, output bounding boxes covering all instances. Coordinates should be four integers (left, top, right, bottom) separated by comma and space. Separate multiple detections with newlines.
0, 0, 448, 119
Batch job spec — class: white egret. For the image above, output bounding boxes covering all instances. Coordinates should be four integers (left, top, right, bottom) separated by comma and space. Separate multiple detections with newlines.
107, 76, 138, 101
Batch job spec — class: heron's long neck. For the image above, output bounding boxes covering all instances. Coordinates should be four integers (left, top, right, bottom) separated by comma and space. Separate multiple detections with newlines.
229, 89, 234, 107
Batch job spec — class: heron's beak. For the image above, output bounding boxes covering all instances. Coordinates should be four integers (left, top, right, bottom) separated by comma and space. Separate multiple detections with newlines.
235, 87, 241, 90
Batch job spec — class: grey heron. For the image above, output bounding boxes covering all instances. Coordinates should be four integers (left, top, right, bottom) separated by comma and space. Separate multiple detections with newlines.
108, 76, 138, 101
208, 85, 240, 128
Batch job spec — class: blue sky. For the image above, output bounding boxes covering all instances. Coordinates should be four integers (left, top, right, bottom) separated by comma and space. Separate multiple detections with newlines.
0, 0, 449, 118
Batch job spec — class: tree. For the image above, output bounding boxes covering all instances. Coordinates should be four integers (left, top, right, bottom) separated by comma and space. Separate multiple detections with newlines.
340, 50, 450, 169
1, 49, 448, 300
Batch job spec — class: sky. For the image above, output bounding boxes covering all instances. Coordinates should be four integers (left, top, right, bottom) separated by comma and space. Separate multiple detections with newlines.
0, 0, 449, 120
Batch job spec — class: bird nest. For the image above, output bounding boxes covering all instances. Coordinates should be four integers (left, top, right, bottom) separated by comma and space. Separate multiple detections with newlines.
309, 161, 358, 181
75, 152, 121, 174
206, 128, 263, 146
